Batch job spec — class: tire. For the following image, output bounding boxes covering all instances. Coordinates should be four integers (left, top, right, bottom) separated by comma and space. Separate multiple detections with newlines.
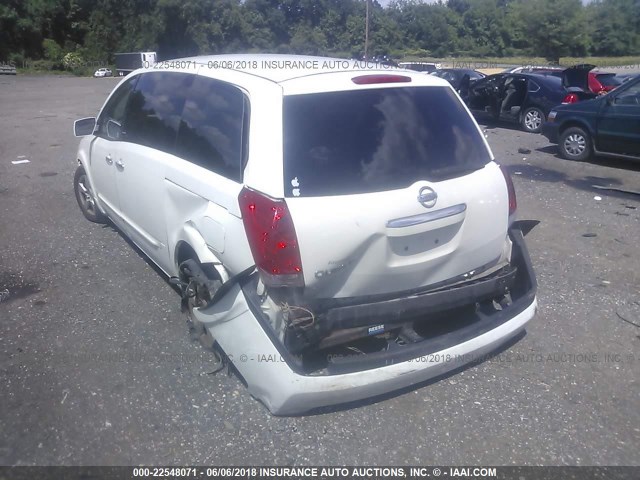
521, 107, 545, 133
73, 166, 107, 223
559, 126, 592, 161
179, 259, 224, 372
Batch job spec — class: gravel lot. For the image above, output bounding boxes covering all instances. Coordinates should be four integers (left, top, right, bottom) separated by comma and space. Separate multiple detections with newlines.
0, 76, 638, 466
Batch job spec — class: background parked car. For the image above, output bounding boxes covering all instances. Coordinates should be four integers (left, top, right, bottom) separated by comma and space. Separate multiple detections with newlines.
531, 64, 622, 95
398, 61, 441, 73
592, 72, 624, 92
459, 72, 593, 133
542, 74, 640, 161
431, 68, 485, 91
93, 68, 112, 77
502, 66, 562, 74
0, 63, 17, 75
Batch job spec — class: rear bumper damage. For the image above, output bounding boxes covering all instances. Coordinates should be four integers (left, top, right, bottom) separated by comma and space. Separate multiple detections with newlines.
192, 224, 537, 415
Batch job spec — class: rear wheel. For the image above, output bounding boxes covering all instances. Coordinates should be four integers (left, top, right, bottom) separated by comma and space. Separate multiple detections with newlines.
178, 259, 224, 372
73, 166, 107, 223
559, 126, 592, 161
521, 107, 545, 133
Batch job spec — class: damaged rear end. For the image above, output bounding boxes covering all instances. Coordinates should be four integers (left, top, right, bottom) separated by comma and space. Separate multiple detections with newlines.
193, 73, 537, 414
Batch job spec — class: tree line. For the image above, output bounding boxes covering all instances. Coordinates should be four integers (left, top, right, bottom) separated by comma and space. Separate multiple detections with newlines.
1, 0, 639, 70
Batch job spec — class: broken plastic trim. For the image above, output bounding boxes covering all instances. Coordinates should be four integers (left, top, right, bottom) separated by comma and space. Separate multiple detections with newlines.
513, 219, 539, 237
321, 265, 518, 332
170, 263, 256, 311
202, 264, 256, 309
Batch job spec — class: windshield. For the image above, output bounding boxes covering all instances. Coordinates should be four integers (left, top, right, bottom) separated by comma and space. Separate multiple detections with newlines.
283, 86, 491, 197
596, 74, 622, 87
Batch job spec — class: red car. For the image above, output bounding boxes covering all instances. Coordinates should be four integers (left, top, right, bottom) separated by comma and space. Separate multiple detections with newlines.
590, 72, 623, 93
527, 64, 621, 103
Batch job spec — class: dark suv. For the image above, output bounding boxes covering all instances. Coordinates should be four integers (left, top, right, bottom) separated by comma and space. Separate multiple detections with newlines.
542, 74, 640, 161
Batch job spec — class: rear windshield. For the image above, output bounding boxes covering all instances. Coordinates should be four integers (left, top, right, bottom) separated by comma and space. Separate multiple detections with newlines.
596, 74, 622, 87
283, 86, 491, 197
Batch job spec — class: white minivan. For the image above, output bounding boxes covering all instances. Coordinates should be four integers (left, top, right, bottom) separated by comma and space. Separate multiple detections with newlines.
73, 54, 537, 415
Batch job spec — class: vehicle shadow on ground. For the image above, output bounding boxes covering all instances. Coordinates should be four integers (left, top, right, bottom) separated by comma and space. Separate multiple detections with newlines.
303, 331, 527, 417
477, 119, 523, 133
535, 145, 559, 155
534, 145, 640, 173
101, 222, 182, 298
99, 220, 235, 370
506, 164, 640, 202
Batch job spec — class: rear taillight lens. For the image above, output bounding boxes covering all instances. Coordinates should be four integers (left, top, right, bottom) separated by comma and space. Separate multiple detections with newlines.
239, 187, 304, 287
500, 165, 517, 216
562, 93, 579, 104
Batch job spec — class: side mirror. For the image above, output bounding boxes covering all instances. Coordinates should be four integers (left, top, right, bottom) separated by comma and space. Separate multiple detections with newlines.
73, 117, 96, 137
106, 119, 123, 140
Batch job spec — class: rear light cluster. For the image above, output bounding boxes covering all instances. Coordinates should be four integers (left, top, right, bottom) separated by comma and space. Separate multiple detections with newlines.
562, 93, 579, 104
499, 165, 517, 216
239, 187, 304, 287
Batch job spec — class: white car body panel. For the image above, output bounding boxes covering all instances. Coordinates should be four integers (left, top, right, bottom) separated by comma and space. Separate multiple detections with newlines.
112, 143, 171, 267
89, 137, 121, 217
162, 160, 253, 277
286, 163, 509, 298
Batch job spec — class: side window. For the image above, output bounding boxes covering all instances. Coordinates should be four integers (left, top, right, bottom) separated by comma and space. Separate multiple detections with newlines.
123, 72, 194, 153
527, 80, 540, 92
613, 82, 640, 106
96, 76, 138, 140
175, 76, 247, 182
442, 72, 456, 84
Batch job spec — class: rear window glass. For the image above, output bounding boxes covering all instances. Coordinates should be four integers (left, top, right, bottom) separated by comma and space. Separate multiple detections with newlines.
596, 74, 622, 87
283, 86, 491, 197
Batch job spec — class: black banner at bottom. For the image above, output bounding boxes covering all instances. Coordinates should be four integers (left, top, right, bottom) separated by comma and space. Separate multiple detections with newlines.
0, 466, 637, 480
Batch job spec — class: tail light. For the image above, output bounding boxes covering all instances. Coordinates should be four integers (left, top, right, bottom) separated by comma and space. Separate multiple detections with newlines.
239, 187, 304, 287
500, 165, 517, 216
562, 93, 579, 104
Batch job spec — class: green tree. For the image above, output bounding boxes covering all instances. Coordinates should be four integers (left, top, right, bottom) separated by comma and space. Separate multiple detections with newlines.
289, 23, 329, 54
42, 38, 64, 66
509, 0, 589, 62
3, 0, 640, 67
461, 0, 508, 56
587, 0, 640, 56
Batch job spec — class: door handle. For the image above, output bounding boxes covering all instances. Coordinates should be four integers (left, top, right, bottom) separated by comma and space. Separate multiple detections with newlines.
115, 159, 125, 169
105, 154, 113, 165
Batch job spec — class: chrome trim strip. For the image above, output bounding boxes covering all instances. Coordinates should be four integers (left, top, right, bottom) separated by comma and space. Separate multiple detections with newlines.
386, 203, 467, 228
